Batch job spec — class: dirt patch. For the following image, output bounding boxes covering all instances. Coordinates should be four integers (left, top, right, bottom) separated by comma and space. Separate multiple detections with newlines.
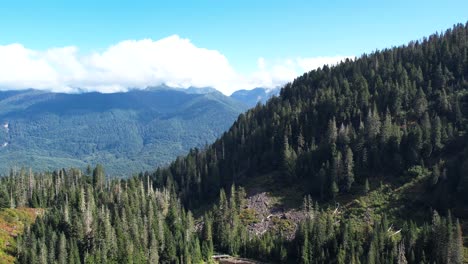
243, 192, 306, 240
218, 257, 263, 264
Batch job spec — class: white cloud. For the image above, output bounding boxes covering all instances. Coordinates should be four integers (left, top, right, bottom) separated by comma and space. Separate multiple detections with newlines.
0, 36, 353, 95
245, 56, 353, 92
0, 44, 58, 89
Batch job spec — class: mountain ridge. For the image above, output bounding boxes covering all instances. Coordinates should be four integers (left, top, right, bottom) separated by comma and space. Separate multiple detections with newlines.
0, 88, 248, 175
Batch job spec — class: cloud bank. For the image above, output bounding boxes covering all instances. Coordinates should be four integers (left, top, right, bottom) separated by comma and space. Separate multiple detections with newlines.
0, 35, 353, 95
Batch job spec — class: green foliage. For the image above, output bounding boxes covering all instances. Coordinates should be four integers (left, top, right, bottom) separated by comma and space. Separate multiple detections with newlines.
0, 188, 9, 208
406, 165, 429, 179
271, 216, 295, 234
364, 178, 370, 194
239, 208, 259, 225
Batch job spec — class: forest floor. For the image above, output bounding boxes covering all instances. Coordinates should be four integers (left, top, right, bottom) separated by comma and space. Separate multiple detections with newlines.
0, 208, 44, 264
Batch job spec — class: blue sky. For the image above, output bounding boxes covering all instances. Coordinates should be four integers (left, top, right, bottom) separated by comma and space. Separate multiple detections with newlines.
0, 0, 467, 94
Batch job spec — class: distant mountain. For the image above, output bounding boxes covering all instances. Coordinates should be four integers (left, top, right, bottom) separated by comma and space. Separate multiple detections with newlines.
184, 87, 220, 94
230, 87, 280, 107
0, 88, 247, 175
146, 85, 219, 94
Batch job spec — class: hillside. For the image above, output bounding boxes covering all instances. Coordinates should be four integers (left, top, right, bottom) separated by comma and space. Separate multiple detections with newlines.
148, 23, 468, 261
156, 23, 468, 209
0, 88, 247, 175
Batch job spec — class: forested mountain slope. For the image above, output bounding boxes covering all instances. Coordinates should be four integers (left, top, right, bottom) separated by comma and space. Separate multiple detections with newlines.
147, 23, 468, 261
0, 88, 247, 175
155, 23, 468, 211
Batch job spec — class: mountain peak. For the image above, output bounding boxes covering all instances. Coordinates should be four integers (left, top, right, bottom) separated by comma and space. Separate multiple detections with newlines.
230, 87, 280, 107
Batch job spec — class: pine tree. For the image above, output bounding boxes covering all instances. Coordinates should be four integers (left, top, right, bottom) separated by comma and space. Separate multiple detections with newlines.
414, 88, 428, 117
452, 220, 464, 264
282, 134, 297, 178
327, 117, 338, 145
330, 180, 339, 200
381, 109, 393, 144
0, 187, 9, 208
202, 214, 214, 261
366, 105, 381, 140
422, 112, 432, 143
437, 88, 451, 113
192, 238, 203, 264
433, 64, 446, 90
356, 75, 370, 108
432, 115, 443, 151
297, 132, 305, 153
397, 242, 408, 264
148, 230, 159, 264
57, 232, 68, 264
367, 240, 376, 264
364, 178, 370, 194
301, 230, 310, 264
92, 164, 105, 190
344, 147, 354, 192
431, 162, 441, 186
48, 233, 56, 264
452, 95, 463, 126
39, 239, 48, 264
